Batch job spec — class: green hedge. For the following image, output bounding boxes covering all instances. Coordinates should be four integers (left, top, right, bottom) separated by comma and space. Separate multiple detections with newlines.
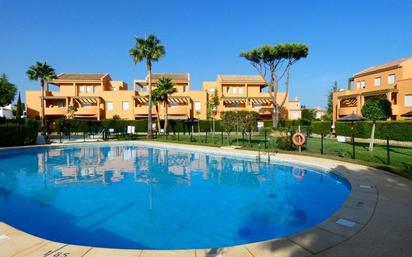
0, 119, 40, 147
279, 119, 311, 127
312, 121, 332, 135
335, 121, 412, 141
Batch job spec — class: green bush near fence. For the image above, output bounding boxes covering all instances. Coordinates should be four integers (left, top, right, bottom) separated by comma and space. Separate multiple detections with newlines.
335, 120, 412, 141
0, 119, 40, 147
312, 121, 332, 135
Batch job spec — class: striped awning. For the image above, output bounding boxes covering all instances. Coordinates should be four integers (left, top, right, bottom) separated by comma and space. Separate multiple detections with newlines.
169, 96, 190, 104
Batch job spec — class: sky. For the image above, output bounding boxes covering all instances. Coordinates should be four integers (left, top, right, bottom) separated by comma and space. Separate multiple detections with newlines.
1, 0, 411, 108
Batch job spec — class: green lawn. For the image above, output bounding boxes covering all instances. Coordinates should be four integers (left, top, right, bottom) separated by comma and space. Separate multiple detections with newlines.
144, 132, 412, 179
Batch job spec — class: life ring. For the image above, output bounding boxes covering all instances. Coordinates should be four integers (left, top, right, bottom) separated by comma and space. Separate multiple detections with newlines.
292, 132, 306, 146
292, 167, 305, 181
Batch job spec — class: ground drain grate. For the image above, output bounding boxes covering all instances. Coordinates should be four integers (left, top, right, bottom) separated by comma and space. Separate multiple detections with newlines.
336, 218, 356, 227
0, 234, 10, 243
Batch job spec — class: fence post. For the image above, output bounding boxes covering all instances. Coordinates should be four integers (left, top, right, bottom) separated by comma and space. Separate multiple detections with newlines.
264, 129, 267, 149
83, 131, 86, 142
205, 131, 208, 143
321, 133, 324, 155
387, 136, 390, 165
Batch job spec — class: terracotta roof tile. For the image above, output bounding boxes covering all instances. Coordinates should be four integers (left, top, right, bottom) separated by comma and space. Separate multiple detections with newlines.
57, 73, 107, 80
354, 57, 412, 77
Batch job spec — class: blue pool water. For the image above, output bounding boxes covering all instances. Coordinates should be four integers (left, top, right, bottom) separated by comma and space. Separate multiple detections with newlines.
0, 144, 350, 249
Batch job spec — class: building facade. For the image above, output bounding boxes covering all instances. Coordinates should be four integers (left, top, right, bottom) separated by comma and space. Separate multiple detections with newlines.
333, 57, 412, 123
203, 75, 301, 120
26, 73, 301, 123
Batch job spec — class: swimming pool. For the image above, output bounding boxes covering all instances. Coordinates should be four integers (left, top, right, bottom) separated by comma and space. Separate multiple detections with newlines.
0, 143, 350, 250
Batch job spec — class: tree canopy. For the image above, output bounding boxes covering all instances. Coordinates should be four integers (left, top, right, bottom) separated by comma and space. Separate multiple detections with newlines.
240, 43, 308, 128
26, 62, 57, 85
129, 34, 165, 66
327, 81, 338, 115
361, 98, 392, 121
0, 74, 17, 107
240, 43, 308, 73
153, 77, 177, 102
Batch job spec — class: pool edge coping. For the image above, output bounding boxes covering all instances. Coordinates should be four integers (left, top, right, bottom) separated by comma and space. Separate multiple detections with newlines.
0, 140, 379, 257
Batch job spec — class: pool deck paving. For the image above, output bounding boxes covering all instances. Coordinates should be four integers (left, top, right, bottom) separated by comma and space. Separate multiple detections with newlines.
0, 141, 411, 256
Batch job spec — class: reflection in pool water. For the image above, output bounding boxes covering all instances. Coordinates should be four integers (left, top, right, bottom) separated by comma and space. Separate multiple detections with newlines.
0, 144, 350, 249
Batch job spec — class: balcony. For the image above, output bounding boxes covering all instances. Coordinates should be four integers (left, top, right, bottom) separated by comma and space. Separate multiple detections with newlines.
75, 107, 98, 115
45, 106, 66, 116
168, 106, 190, 116
338, 107, 358, 116
134, 106, 157, 118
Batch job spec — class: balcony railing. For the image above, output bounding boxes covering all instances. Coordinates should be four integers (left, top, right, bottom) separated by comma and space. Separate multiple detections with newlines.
75, 107, 99, 116
45, 107, 66, 116
338, 107, 358, 116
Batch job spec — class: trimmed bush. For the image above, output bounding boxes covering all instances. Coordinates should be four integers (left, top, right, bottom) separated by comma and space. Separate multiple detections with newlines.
0, 119, 40, 147
312, 121, 332, 135
335, 120, 412, 141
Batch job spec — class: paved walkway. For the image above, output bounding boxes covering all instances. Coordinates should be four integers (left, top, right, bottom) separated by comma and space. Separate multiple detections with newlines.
0, 141, 411, 257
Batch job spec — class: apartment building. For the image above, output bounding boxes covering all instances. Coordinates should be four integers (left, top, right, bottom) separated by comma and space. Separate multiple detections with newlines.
133, 73, 207, 120
203, 75, 301, 120
26, 73, 301, 124
333, 57, 412, 123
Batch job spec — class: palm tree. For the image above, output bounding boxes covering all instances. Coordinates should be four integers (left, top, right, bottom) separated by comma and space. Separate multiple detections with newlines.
129, 34, 165, 139
153, 77, 177, 134
26, 62, 57, 134
151, 89, 162, 133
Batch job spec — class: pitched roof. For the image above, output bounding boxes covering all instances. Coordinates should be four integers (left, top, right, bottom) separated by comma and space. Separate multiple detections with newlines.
217, 75, 265, 83
354, 57, 412, 77
151, 73, 189, 81
56, 73, 108, 80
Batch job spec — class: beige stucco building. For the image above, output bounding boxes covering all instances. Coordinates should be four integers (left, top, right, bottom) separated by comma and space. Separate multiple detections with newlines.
333, 57, 412, 123
26, 72, 301, 123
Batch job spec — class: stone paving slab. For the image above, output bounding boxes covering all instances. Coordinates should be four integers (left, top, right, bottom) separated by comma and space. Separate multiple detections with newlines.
84, 247, 141, 257
245, 238, 312, 257
12, 241, 67, 257
289, 227, 346, 254
139, 249, 195, 257
196, 246, 252, 257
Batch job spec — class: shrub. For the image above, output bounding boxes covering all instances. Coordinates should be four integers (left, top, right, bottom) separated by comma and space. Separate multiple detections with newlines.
0, 119, 40, 147
312, 121, 332, 135
335, 120, 412, 141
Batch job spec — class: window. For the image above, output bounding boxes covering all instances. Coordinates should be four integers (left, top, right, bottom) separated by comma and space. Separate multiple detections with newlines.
388, 74, 396, 84
374, 77, 381, 86
79, 86, 86, 93
239, 87, 244, 94
360, 80, 366, 89
356, 82, 361, 89
122, 101, 129, 110
194, 101, 201, 111
182, 86, 186, 93
405, 95, 412, 107
209, 87, 216, 92
86, 86, 94, 93
107, 102, 113, 111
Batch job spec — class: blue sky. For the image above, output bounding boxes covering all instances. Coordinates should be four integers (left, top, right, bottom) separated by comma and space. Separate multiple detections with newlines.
1, 0, 411, 108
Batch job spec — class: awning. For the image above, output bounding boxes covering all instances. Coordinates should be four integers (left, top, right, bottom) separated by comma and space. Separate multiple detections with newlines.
401, 111, 412, 117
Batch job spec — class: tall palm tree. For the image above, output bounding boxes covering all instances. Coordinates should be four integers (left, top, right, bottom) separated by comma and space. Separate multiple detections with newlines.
26, 62, 57, 134
129, 34, 165, 139
153, 77, 177, 134
151, 89, 162, 133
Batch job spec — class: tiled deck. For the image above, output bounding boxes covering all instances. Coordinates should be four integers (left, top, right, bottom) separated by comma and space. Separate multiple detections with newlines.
1, 141, 411, 257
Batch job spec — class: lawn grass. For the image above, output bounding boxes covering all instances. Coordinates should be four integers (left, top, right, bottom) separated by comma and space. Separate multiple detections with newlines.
146, 133, 412, 179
